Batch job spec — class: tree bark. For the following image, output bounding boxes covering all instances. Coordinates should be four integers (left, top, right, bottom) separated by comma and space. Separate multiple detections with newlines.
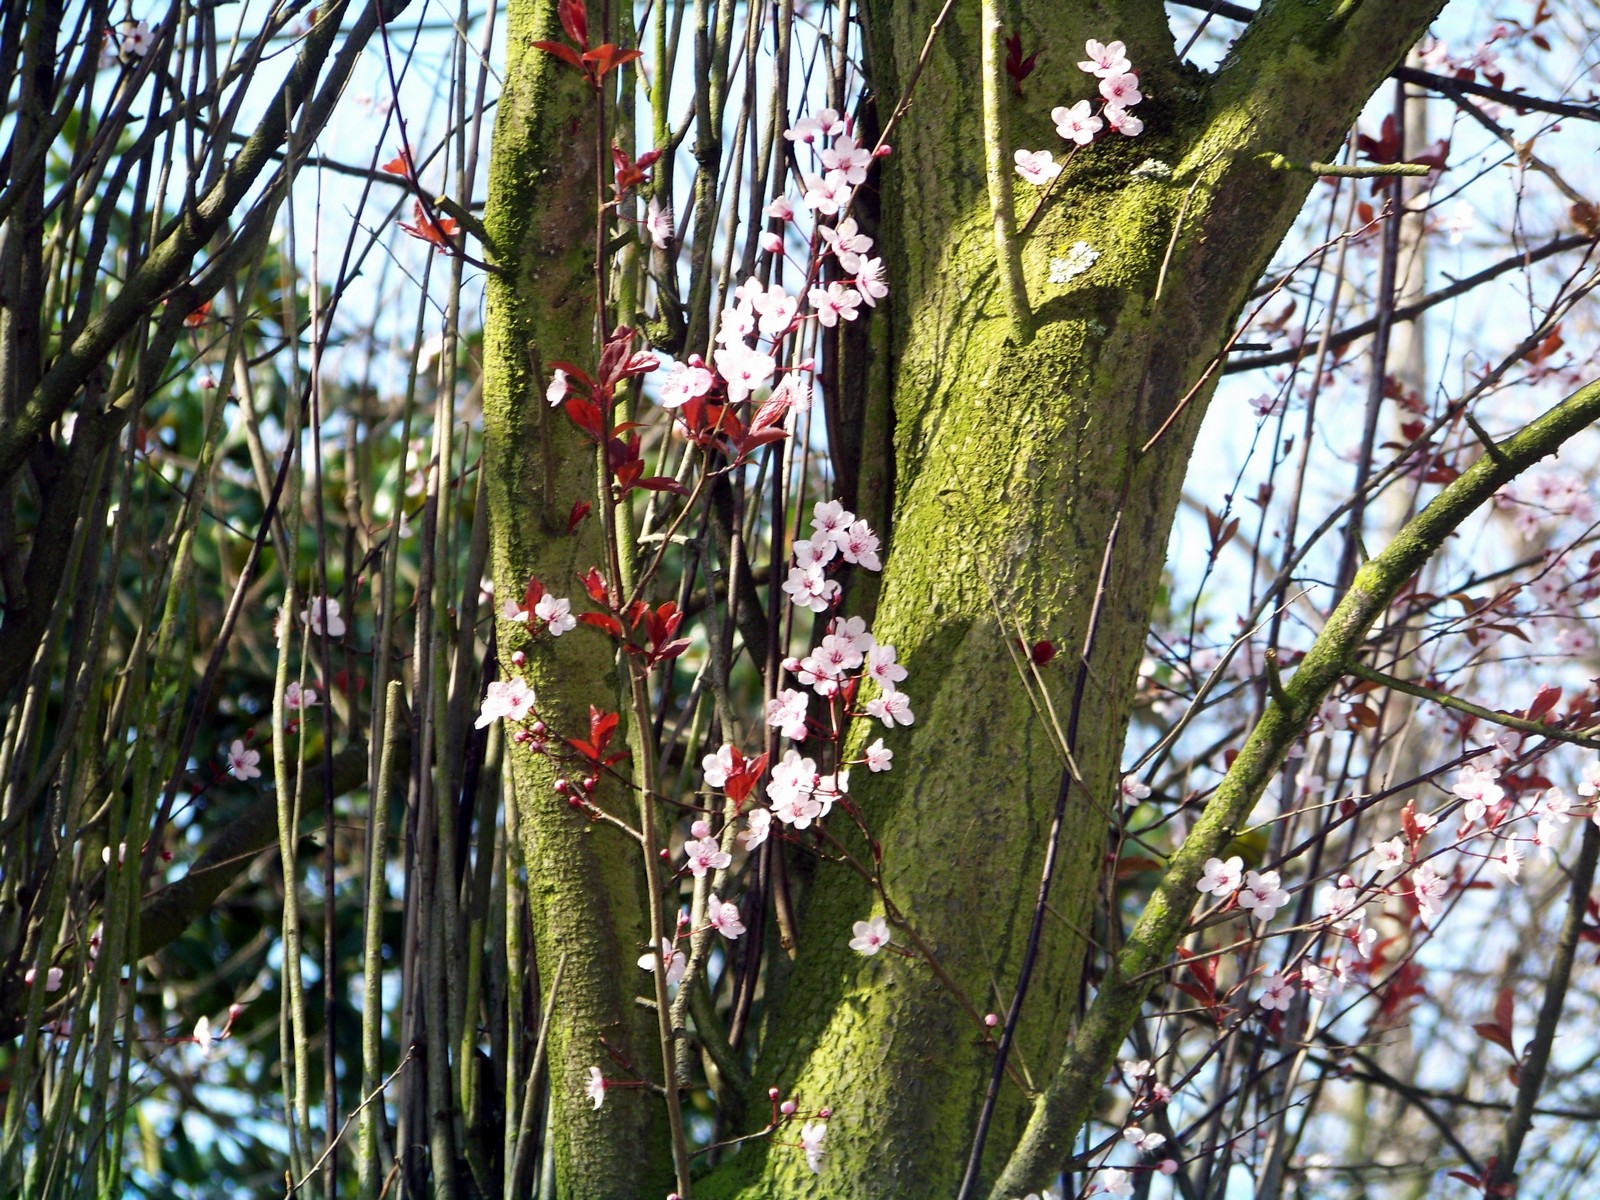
701, 2, 1448, 1195
481, 2, 670, 1194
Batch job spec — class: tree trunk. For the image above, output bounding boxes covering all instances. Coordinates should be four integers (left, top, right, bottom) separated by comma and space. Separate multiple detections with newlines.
481, 2, 670, 1194
483, 1, 1451, 1196
702, 2, 1446, 1195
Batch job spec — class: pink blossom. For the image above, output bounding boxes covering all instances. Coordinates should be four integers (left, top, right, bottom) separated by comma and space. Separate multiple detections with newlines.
839, 520, 882, 570
1196, 855, 1243, 896
658, 361, 714, 408
766, 688, 810, 740
547, 368, 569, 406
1078, 39, 1131, 78
476, 677, 536, 728
645, 198, 674, 248
683, 835, 731, 878
1239, 869, 1289, 923
826, 614, 875, 657
865, 644, 907, 692
1370, 836, 1407, 872
821, 133, 874, 184
285, 681, 318, 711
864, 738, 894, 772
801, 171, 852, 216
119, 19, 155, 57
794, 537, 837, 570
800, 1119, 828, 1173
1103, 103, 1144, 137
25, 966, 64, 992
703, 744, 736, 790
713, 343, 777, 404
1121, 776, 1151, 801
707, 894, 746, 939
1097, 1167, 1134, 1197
781, 564, 839, 613
1412, 863, 1449, 922
1493, 841, 1523, 883
855, 256, 889, 306
1258, 972, 1295, 1012
1098, 72, 1143, 107
865, 689, 915, 727
300, 595, 346, 638
1052, 100, 1103, 146
1123, 1125, 1166, 1153
765, 195, 795, 220
785, 107, 845, 144
809, 282, 862, 327
849, 915, 891, 955
586, 1066, 606, 1109
740, 807, 772, 849
226, 739, 261, 781
818, 218, 874, 272
811, 500, 855, 549
1014, 149, 1062, 185
638, 937, 686, 986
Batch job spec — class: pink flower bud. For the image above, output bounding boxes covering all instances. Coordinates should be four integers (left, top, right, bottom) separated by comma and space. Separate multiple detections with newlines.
984, 1013, 999, 1027
782, 656, 802, 673
1159, 1160, 1178, 1175
511, 650, 526, 666
691, 819, 711, 839
760, 231, 783, 254
583, 775, 597, 792
780, 1099, 797, 1115
531, 720, 547, 736
553, 778, 569, 793
798, 358, 815, 372
768, 1087, 781, 1100
818, 1107, 832, 1118
529, 739, 546, 754
229, 1003, 244, 1020
198, 374, 217, 390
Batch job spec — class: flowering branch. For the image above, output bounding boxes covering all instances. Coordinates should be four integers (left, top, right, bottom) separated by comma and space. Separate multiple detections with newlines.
990, 374, 1600, 1200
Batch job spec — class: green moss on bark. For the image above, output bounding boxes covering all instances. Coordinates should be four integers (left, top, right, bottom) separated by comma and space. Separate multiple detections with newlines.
481, 2, 670, 1195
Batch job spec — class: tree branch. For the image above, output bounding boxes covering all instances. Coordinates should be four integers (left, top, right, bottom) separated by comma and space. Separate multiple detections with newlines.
989, 375, 1600, 1199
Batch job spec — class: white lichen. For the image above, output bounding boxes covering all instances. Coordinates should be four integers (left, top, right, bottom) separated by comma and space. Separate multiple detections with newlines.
1049, 241, 1100, 284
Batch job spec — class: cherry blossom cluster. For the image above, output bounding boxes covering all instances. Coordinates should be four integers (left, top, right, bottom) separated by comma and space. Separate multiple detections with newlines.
1189, 748, 1600, 1019
1014, 39, 1146, 187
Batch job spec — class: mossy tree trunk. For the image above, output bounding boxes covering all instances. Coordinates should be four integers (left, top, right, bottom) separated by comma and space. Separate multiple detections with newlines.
481, 2, 670, 1196
703, 1, 1446, 1196
483, 1, 1448, 1197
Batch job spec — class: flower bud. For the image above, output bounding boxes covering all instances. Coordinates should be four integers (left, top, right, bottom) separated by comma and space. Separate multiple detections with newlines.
553, 778, 569, 793
760, 231, 783, 254
511, 650, 526, 666
531, 720, 548, 736
780, 1099, 797, 1115
984, 1013, 999, 1028
768, 1087, 781, 1100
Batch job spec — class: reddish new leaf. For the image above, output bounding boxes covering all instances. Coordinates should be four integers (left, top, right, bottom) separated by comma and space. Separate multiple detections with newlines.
530, 39, 584, 71
558, 0, 587, 48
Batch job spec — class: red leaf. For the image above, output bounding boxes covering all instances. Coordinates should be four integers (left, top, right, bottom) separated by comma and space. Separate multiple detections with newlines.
1030, 639, 1056, 665
581, 43, 643, 79
565, 397, 606, 442
530, 39, 585, 71
577, 611, 623, 637
1526, 684, 1562, 722
636, 475, 689, 495
398, 200, 459, 252
567, 499, 592, 534
1004, 32, 1041, 96
558, 0, 587, 48
580, 567, 608, 604
380, 148, 415, 179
